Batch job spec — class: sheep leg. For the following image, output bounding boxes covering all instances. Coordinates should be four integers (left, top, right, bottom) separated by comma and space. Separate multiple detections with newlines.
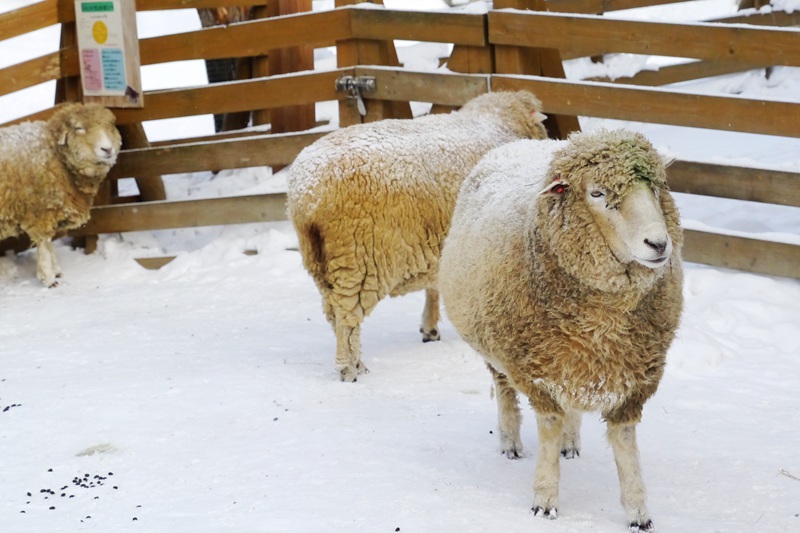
487, 364, 522, 458
560, 409, 582, 459
335, 319, 367, 382
607, 422, 654, 532
45, 240, 62, 279
532, 412, 563, 520
33, 237, 59, 288
419, 288, 441, 342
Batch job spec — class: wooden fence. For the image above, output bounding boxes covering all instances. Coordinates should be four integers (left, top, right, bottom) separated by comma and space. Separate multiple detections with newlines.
0, 0, 798, 278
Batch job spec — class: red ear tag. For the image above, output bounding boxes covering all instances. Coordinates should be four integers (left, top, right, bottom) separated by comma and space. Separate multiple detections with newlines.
552, 183, 568, 194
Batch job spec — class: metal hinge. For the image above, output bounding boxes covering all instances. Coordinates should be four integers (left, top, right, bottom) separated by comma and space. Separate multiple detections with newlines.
335, 75, 376, 116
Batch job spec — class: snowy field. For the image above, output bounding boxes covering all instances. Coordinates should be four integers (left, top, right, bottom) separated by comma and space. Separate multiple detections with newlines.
1, 1, 799, 532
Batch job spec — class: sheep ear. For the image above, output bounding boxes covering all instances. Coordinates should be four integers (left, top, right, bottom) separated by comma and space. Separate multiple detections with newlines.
539, 177, 570, 196
531, 111, 547, 123
57, 127, 69, 145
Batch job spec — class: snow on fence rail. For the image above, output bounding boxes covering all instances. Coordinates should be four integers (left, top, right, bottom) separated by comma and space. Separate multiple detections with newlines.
0, 0, 798, 278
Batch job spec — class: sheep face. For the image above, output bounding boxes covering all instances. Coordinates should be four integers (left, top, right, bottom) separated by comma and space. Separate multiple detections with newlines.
547, 177, 672, 268
50, 103, 122, 183
538, 130, 680, 294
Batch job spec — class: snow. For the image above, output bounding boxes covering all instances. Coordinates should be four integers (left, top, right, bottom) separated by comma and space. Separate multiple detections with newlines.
1, 1, 799, 532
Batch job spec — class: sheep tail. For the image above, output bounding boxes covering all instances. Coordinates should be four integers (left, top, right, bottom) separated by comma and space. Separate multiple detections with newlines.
297, 222, 327, 283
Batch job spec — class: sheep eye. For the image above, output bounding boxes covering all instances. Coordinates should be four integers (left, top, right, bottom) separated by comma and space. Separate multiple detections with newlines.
589, 190, 605, 198
74, 126, 86, 134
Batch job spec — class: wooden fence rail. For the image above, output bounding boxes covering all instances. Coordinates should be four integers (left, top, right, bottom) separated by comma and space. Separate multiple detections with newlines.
0, 1, 798, 279
489, 11, 800, 64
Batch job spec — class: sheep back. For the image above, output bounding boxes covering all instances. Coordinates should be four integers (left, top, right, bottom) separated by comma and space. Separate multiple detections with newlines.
288, 90, 547, 320
440, 133, 683, 423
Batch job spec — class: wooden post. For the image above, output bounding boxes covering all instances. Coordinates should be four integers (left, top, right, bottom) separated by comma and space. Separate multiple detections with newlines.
431, 44, 494, 115
492, 0, 580, 139
335, 0, 412, 125
250, 4, 272, 129
55, 12, 81, 104
267, 1, 315, 134
248, 0, 317, 172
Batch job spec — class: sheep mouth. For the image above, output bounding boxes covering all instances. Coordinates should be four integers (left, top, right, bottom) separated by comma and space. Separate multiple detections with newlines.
634, 255, 669, 268
95, 155, 117, 166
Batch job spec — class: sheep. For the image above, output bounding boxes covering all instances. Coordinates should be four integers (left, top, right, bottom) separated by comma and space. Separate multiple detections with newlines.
438, 129, 684, 532
287, 90, 548, 382
0, 102, 122, 287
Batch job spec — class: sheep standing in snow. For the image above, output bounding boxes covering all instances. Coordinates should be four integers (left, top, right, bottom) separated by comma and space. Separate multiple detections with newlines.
0, 102, 122, 287
288, 91, 548, 382
439, 129, 683, 531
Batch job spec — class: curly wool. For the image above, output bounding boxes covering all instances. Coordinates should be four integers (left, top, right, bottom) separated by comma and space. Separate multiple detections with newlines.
0, 102, 122, 285
288, 90, 547, 339
440, 130, 683, 422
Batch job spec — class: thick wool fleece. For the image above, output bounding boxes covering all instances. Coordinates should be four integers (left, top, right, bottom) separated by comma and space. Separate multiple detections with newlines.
288, 91, 547, 329
0, 103, 122, 284
440, 130, 683, 424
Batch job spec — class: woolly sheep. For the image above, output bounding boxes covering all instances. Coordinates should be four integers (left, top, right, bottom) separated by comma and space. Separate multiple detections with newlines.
0, 102, 122, 287
439, 129, 683, 531
288, 90, 548, 382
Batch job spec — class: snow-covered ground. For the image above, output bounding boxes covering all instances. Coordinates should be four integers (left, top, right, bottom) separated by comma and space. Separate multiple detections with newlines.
1, 1, 799, 532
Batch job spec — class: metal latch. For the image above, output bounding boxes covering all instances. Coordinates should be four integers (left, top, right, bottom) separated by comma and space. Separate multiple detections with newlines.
335, 76, 376, 117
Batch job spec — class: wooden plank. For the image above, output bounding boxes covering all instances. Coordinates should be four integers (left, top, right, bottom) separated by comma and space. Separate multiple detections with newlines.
107, 131, 329, 180
707, 11, 800, 26
583, 60, 765, 86
491, 74, 800, 138
356, 66, 489, 106
72, 194, 288, 235
349, 9, 486, 47
135, 0, 269, 10
0, 1, 59, 41
489, 11, 800, 65
138, 9, 350, 65
545, 0, 690, 13
135, 256, 176, 270
0, 53, 63, 98
668, 160, 800, 207
111, 69, 347, 124
29, 0, 272, 25
447, 45, 494, 74
683, 229, 800, 279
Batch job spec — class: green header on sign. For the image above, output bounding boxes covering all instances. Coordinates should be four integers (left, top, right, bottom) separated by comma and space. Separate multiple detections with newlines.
81, 2, 114, 12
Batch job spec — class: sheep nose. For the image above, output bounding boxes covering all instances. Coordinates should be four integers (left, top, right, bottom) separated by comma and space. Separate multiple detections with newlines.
644, 238, 667, 254
100, 146, 114, 156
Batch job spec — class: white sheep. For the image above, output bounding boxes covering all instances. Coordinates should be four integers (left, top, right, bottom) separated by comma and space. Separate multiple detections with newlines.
439, 129, 684, 531
0, 102, 122, 287
287, 90, 548, 381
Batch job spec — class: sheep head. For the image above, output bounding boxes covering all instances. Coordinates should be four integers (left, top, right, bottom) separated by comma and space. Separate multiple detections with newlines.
461, 90, 549, 141
537, 129, 682, 294
49, 103, 122, 192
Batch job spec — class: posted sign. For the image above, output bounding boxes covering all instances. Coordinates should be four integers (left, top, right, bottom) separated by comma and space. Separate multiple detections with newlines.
75, 0, 142, 107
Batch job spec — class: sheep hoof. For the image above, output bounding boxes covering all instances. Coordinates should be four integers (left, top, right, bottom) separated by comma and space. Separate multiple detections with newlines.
420, 327, 440, 343
532, 506, 558, 520
47, 281, 59, 289
502, 448, 521, 460
339, 361, 368, 383
629, 519, 654, 532
339, 367, 358, 383
561, 447, 580, 459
